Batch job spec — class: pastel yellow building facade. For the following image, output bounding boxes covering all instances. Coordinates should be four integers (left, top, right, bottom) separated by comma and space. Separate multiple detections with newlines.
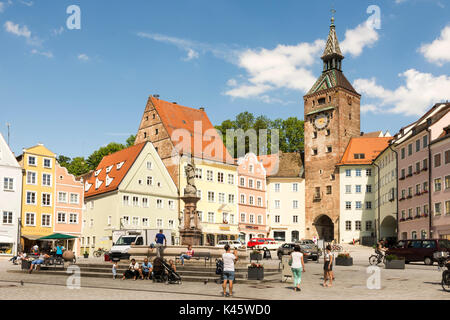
179, 157, 239, 245
17, 144, 56, 250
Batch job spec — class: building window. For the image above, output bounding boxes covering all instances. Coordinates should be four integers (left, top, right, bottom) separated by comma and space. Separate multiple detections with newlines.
218, 193, 225, 204
434, 153, 441, 167
248, 179, 254, 188
445, 200, 450, 215
345, 169, 351, 177
326, 185, 332, 195
257, 180, 262, 189
366, 202, 372, 210
142, 218, 149, 227
240, 194, 245, 204
274, 200, 280, 209
408, 143, 413, 156
355, 201, 362, 209
366, 221, 372, 231
313, 148, 318, 156
157, 219, 163, 228
198, 211, 203, 222
345, 201, 351, 210
207, 170, 213, 182
26, 191, 36, 205
69, 213, 78, 224
157, 199, 163, 208
43, 158, 52, 168
58, 192, 67, 203
416, 139, 420, 152
292, 183, 298, 192
132, 196, 139, 207
274, 183, 280, 192
355, 185, 361, 193
257, 197, 262, 207
25, 212, 35, 226
327, 146, 332, 153
401, 148, 405, 159
217, 172, 224, 183
445, 150, 450, 164
249, 214, 254, 224
240, 213, 245, 223
208, 191, 215, 202
195, 168, 202, 179
42, 193, 51, 206
132, 217, 139, 226
146, 161, 152, 170
240, 177, 245, 186
197, 190, 202, 199
228, 194, 234, 204
123, 195, 129, 206
293, 200, 298, 209
423, 135, 428, 148
41, 214, 51, 227
3, 177, 14, 191
142, 198, 149, 207
345, 185, 351, 194
27, 171, 37, 185
355, 221, 361, 231
313, 131, 317, 139
147, 176, 153, 185
228, 174, 234, 185
168, 200, 175, 210
2, 211, 13, 224
70, 193, 79, 204
275, 215, 280, 223
435, 178, 442, 192
57, 212, 66, 224
366, 169, 372, 176
345, 221, 351, 231
249, 195, 254, 205
168, 220, 174, 228
435, 202, 442, 216
207, 212, 214, 223
366, 185, 372, 193
249, 165, 254, 173
445, 175, 450, 190
28, 156, 36, 166
355, 169, 362, 177
229, 214, 234, 224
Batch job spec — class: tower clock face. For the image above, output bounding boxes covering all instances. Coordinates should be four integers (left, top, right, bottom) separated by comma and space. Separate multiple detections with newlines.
314, 114, 329, 130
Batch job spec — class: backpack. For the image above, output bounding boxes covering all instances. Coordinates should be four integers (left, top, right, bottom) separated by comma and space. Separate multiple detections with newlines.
215, 259, 224, 275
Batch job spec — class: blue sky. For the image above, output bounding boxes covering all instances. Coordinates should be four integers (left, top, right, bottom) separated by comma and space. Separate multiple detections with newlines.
1, 0, 450, 158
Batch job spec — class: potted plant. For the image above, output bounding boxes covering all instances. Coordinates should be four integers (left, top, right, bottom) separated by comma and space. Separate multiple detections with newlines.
83, 251, 89, 259
250, 249, 262, 261
385, 254, 405, 269
248, 263, 264, 280
335, 252, 353, 266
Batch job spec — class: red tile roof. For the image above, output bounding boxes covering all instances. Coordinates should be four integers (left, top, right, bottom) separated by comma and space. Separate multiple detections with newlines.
150, 97, 233, 163
84, 142, 146, 198
337, 137, 392, 166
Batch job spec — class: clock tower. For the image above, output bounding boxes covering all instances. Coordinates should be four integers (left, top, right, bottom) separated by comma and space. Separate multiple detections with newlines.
303, 16, 361, 242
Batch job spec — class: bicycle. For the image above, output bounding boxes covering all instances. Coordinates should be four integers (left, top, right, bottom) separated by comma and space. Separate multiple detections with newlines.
93, 248, 108, 258
435, 252, 450, 292
369, 251, 386, 266
331, 244, 343, 252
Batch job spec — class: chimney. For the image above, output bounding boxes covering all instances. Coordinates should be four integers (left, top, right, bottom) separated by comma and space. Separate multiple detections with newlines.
360, 132, 364, 136
199, 107, 205, 111
153, 94, 160, 99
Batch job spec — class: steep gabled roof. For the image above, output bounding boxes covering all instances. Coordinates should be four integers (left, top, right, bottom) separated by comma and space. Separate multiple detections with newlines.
306, 69, 359, 96
84, 142, 146, 198
148, 97, 233, 163
337, 137, 392, 166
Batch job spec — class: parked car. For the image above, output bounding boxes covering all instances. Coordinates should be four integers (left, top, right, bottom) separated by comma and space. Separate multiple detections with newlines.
215, 240, 245, 249
277, 242, 297, 259
247, 238, 279, 250
296, 239, 319, 261
387, 239, 450, 265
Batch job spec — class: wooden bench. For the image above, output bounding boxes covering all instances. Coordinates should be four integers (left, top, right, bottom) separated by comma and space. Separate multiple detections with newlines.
175, 252, 212, 267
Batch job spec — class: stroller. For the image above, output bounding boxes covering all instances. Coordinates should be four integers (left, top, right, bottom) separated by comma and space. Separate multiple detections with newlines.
152, 257, 182, 284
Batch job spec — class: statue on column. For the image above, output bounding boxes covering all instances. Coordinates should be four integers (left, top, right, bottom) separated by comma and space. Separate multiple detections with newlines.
183, 162, 197, 197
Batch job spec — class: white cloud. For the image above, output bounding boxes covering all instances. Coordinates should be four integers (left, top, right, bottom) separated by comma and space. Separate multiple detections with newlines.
19, 0, 33, 6
224, 40, 324, 99
354, 69, 450, 116
78, 53, 89, 61
4, 21, 31, 38
31, 49, 53, 58
340, 20, 379, 57
419, 25, 450, 65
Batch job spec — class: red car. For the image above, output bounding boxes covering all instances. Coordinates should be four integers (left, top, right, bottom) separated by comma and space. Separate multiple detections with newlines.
247, 238, 279, 250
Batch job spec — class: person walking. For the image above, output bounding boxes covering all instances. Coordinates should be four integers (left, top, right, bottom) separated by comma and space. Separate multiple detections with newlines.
179, 245, 194, 266
222, 244, 238, 297
155, 230, 167, 258
55, 243, 64, 259
323, 245, 333, 287
289, 245, 305, 292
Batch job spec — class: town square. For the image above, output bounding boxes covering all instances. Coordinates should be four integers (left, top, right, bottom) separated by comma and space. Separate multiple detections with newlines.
0, 0, 450, 307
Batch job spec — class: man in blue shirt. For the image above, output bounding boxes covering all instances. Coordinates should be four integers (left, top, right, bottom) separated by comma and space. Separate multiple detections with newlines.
140, 258, 153, 280
155, 230, 166, 257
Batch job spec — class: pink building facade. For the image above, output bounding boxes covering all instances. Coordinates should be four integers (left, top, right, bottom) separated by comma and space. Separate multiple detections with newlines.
395, 104, 450, 239
54, 163, 84, 255
237, 153, 268, 243
430, 127, 450, 239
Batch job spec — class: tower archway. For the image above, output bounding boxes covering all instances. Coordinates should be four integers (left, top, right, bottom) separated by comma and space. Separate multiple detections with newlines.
313, 215, 334, 242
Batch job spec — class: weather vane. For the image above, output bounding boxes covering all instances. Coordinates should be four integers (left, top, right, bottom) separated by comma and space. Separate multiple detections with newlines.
331, 6, 336, 24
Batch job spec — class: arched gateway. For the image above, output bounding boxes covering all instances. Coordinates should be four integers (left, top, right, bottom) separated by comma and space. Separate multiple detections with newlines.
313, 215, 334, 242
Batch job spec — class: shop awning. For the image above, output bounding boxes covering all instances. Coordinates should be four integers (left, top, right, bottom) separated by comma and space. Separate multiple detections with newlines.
21, 235, 43, 240
37, 233, 78, 240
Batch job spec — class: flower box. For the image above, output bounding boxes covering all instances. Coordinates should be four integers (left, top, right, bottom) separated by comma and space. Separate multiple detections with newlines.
422, 167, 428, 172
399, 218, 406, 222
385, 259, 405, 269
248, 266, 264, 280
335, 256, 353, 266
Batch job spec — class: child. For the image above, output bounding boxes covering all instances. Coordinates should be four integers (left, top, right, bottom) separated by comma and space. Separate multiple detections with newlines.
112, 261, 118, 280
168, 259, 176, 272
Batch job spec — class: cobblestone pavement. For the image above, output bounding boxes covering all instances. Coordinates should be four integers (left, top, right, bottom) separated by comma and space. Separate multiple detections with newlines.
1, 245, 449, 300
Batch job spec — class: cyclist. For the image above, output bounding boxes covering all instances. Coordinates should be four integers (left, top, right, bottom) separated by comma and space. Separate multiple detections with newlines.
375, 240, 387, 258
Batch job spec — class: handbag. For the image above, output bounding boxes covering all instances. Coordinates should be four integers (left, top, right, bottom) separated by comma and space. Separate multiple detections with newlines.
288, 257, 293, 266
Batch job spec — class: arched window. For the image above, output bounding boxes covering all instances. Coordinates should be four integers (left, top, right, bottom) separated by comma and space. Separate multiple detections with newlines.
411, 231, 417, 239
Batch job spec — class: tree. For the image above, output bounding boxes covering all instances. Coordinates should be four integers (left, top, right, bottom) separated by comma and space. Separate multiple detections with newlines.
86, 142, 125, 170
67, 157, 90, 176
57, 155, 71, 168
126, 134, 136, 147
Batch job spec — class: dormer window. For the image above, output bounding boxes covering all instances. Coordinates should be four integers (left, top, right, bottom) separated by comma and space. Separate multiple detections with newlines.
354, 153, 365, 159
318, 98, 326, 105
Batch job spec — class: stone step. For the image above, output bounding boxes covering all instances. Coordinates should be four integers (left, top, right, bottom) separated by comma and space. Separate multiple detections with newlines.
7, 269, 273, 284
74, 264, 280, 273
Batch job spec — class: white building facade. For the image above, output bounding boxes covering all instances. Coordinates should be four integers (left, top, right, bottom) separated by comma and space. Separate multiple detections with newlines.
0, 133, 23, 256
